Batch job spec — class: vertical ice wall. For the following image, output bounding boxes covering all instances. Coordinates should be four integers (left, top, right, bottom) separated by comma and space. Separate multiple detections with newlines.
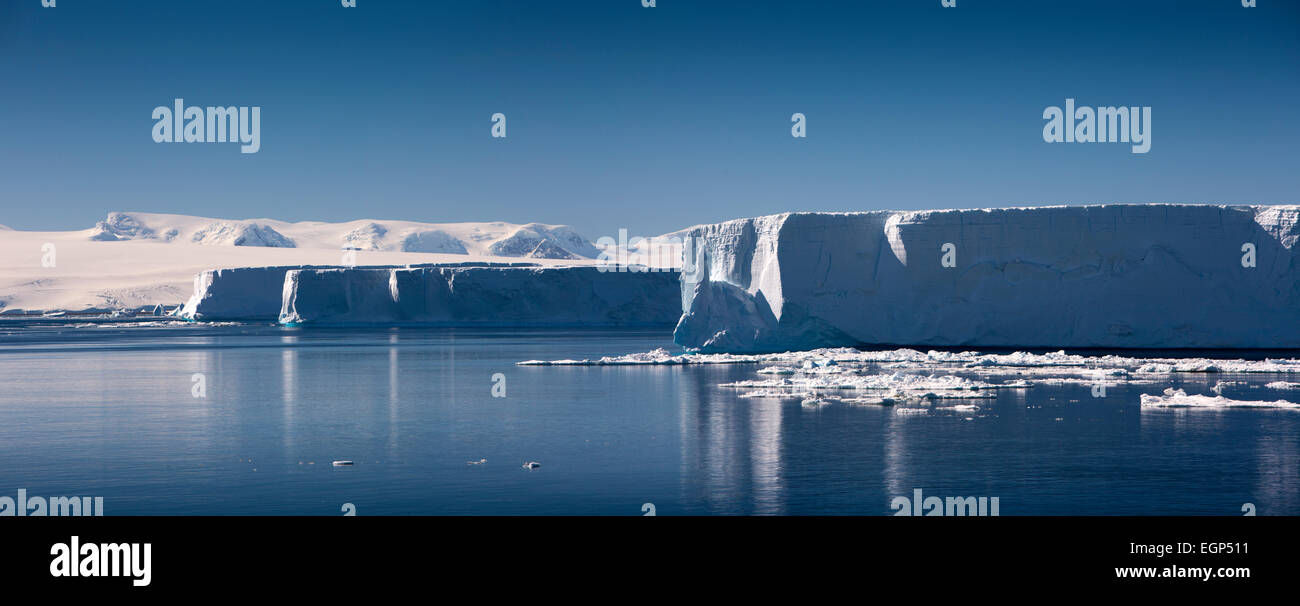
280, 265, 682, 326
177, 266, 313, 321
674, 205, 1300, 352
178, 262, 539, 321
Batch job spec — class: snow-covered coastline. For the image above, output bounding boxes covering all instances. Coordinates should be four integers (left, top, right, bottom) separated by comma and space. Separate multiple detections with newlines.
0, 212, 605, 315
9, 204, 1300, 351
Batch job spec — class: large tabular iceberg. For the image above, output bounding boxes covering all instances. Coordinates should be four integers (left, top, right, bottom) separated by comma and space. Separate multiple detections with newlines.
280, 265, 681, 326
178, 266, 316, 321
674, 205, 1300, 352
179, 262, 538, 321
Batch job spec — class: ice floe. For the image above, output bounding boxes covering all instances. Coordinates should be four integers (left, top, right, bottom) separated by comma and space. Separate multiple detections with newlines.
1139, 388, 1300, 410
720, 372, 1019, 401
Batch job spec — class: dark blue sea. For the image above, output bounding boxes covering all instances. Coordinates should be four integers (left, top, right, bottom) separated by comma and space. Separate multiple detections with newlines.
0, 323, 1296, 515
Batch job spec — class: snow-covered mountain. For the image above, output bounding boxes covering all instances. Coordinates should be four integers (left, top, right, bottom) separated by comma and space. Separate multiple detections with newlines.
84, 212, 599, 259
0, 212, 608, 314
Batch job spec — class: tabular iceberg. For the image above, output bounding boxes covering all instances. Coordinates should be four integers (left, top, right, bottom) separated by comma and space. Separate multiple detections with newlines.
178, 262, 539, 321
178, 266, 314, 321
280, 265, 681, 326
674, 205, 1300, 353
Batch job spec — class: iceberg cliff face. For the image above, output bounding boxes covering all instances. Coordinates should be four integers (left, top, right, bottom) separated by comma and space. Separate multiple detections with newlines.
178, 262, 540, 321
674, 205, 1300, 352
178, 266, 310, 321
280, 266, 681, 326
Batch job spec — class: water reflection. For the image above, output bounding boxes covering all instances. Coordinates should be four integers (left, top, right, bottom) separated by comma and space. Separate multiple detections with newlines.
882, 410, 907, 511
1255, 434, 1298, 515
5, 324, 1298, 515
676, 369, 787, 515
388, 332, 399, 456
749, 397, 783, 514
281, 333, 298, 454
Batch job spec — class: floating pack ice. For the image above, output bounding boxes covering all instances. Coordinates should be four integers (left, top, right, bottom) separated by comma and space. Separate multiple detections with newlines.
518, 347, 1300, 375
520, 346, 1300, 409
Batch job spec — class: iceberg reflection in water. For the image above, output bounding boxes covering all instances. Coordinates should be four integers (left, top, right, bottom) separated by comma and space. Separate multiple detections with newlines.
0, 324, 1296, 515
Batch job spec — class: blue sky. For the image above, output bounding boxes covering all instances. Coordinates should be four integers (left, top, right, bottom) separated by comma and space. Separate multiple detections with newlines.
1, 0, 1296, 239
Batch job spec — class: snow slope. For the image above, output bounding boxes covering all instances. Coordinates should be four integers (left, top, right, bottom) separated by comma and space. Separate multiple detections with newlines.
674, 205, 1300, 352
0, 212, 601, 313
280, 265, 681, 326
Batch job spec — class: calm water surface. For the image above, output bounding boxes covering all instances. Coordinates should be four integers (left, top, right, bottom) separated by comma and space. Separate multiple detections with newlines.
0, 323, 1296, 515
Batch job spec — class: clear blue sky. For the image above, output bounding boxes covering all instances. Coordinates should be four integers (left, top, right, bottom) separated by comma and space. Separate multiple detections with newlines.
1, 0, 1296, 240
